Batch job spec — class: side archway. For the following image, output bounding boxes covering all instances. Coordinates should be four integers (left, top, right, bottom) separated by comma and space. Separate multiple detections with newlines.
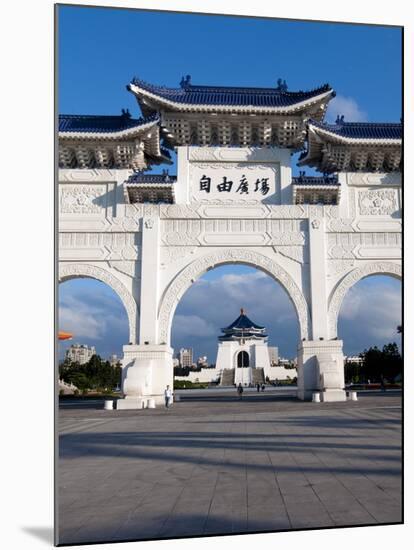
158, 248, 310, 344
59, 263, 139, 344
328, 261, 402, 339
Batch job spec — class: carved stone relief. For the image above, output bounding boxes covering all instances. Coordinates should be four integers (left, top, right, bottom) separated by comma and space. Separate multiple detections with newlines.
348, 172, 401, 186
327, 232, 402, 259
358, 190, 397, 216
59, 233, 140, 261
60, 185, 107, 214
273, 246, 305, 264
160, 246, 197, 267
109, 261, 139, 279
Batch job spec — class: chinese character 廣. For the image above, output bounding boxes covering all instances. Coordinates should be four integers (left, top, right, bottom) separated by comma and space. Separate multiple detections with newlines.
217, 176, 233, 192
236, 175, 249, 194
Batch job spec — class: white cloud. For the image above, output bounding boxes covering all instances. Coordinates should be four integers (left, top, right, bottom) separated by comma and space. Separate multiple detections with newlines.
339, 280, 401, 347
173, 314, 216, 338
326, 95, 368, 123
59, 298, 105, 340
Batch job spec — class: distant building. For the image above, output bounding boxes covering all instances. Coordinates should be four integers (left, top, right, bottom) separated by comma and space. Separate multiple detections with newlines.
172, 358, 180, 368
109, 354, 119, 367
345, 355, 364, 365
179, 348, 193, 368
268, 346, 279, 366
66, 344, 96, 365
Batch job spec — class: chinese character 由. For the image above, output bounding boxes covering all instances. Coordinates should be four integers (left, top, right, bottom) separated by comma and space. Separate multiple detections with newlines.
217, 176, 233, 192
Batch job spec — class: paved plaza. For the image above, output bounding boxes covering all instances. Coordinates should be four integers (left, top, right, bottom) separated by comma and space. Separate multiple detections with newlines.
57, 390, 402, 545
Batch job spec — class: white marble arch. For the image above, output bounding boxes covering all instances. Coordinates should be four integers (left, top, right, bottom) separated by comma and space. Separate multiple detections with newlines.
328, 261, 402, 339
58, 263, 139, 344
157, 248, 311, 346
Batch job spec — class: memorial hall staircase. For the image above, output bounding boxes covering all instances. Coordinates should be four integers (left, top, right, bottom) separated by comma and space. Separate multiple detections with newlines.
252, 367, 265, 385
220, 368, 235, 386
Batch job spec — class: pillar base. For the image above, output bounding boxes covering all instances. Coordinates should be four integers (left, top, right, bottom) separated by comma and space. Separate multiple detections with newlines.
116, 344, 173, 410
320, 389, 347, 402
297, 340, 345, 401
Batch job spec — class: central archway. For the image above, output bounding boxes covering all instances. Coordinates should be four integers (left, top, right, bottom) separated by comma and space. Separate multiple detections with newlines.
158, 249, 310, 345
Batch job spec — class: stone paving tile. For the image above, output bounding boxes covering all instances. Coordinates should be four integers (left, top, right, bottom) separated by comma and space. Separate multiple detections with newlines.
57, 392, 402, 544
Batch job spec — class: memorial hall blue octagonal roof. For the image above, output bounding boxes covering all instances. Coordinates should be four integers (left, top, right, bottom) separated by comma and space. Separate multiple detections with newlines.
129, 78, 334, 108
223, 310, 265, 331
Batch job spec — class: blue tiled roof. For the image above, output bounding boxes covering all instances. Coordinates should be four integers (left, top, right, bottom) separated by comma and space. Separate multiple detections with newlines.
309, 119, 402, 140
129, 78, 334, 108
59, 111, 159, 133
126, 171, 177, 184
223, 312, 265, 332
292, 174, 339, 186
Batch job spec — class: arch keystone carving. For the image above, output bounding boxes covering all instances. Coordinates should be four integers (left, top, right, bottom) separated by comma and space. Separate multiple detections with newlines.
158, 249, 310, 344
58, 263, 138, 344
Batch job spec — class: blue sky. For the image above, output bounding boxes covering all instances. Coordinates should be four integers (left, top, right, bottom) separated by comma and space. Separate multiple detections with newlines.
58, 5, 402, 362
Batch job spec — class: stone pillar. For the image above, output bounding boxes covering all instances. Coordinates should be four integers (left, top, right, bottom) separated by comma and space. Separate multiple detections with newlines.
308, 217, 329, 340
297, 340, 346, 401
175, 146, 190, 204
298, 216, 346, 402
278, 148, 293, 205
118, 212, 174, 409
139, 214, 160, 344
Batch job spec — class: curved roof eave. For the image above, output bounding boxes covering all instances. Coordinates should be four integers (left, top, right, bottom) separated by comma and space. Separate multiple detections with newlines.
307, 121, 402, 146
59, 119, 160, 141
129, 83, 334, 115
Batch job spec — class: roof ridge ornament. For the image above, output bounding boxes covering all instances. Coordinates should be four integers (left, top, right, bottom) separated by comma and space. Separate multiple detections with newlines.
276, 78, 288, 92
335, 114, 345, 124
121, 108, 131, 119
180, 75, 192, 89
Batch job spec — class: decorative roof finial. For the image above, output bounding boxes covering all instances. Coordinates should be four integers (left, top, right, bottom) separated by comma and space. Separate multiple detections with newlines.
335, 114, 345, 124
121, 108, 131, 119
240, 308, 245, 315
180, 75, 192, 89
276, 78, 288, 92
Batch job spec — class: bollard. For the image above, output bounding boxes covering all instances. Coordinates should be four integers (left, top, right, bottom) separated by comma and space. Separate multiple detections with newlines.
104, 400, 113, 410
349, 391, 358, 401
147, 398, 156, 409
312, 392, 320, 403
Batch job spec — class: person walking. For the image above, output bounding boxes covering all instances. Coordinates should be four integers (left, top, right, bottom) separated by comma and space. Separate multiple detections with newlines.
256, 383, 260, 392
164, 385, 173, 408
261, 383, 265, 392
237, 383, 244, 399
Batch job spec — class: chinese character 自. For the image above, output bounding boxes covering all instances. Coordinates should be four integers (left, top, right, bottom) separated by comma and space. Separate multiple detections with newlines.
199, 175, 211, 193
